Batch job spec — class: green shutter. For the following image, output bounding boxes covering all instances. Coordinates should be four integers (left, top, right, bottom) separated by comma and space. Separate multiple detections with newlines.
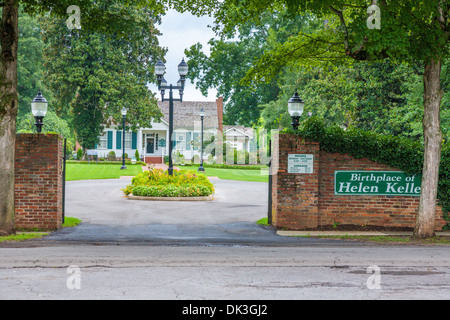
116, 131, 122, 150
132, 132, 137, 150
107, 131, 113, 149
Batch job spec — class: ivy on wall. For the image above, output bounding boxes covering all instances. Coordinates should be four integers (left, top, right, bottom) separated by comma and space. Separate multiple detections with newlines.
284, 117, 450, 230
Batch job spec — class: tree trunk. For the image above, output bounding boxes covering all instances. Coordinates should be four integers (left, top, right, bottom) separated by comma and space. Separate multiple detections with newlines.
0, 1, 19, 236
413, 59, 443, 239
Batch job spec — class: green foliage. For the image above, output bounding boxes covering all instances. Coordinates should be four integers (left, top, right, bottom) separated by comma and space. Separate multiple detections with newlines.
290, 117, 450, 229
184, 11, 307, 126
123, 169, 215, 198
260, 59, 450, 143
107, 151, 116, 161
131, 185, 213, 198
41, 1, 166, 149
16, 110, 72, 138
76, 148, 83, 160
17, 10, 49, 119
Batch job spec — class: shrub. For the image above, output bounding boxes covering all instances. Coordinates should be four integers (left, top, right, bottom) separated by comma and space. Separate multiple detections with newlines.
131, 185, 212, 198
122, 169, 215, 198
107, 151, 116, 161
76, 148, 83, 160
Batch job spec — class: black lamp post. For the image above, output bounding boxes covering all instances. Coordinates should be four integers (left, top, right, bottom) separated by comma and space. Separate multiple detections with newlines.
198, 108, 205, 172
120, 107, 127, 170
155, 58, 189, 176
288, 90, 305, 131
31, 90, 48, 133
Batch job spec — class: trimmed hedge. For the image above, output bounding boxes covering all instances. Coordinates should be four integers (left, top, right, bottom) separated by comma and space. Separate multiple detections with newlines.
131, 185, 212, 198
287, 117, 449, 230
67, 160, 147, 166
122, 168, 215, 198
184, 163, 266, 170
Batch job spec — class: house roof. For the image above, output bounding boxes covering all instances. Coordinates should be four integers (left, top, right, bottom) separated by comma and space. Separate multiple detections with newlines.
158, 100, 219, 129
224, 125, 254, 138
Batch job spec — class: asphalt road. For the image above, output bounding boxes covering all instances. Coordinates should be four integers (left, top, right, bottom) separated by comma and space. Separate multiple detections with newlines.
1, 245, 449, 300
1, 177, 449, 300
41, 177, 354, 246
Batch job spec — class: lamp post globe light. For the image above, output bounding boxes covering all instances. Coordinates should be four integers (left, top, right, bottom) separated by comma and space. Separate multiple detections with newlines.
155, 58, 189, 176
288, 90, 305, 131
198, 108, 205, 172
121, 107, 127, 170
31, 90, 48, 133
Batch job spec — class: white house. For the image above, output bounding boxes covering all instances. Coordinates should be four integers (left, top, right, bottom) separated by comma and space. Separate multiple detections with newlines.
223, 125, 254, 153
93, 97, 257, 164
94, 98, 222, 164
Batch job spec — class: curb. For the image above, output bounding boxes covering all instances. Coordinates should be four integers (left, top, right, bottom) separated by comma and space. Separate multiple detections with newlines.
127, 195, 215, 202
277, 230, 450, 237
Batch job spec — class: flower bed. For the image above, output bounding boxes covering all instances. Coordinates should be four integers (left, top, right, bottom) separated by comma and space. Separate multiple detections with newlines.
122, 169, 215, 198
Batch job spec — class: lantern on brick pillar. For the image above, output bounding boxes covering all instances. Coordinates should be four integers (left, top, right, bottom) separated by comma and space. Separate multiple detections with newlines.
288, 90, 304, 131
31, 90, 48, 133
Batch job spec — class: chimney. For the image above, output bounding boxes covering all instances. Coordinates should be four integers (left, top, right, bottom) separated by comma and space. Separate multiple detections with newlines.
216, 97, 224, 134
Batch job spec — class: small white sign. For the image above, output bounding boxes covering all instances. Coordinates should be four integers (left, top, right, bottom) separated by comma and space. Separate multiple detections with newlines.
288, 154, 314, 174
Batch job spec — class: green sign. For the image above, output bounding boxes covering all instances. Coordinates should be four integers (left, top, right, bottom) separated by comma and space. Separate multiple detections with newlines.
159, 139, 166, 148
334, 171, 422, 196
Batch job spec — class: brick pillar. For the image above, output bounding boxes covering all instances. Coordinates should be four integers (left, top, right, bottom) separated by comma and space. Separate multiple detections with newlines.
272, 133, 320, 230
15, 134, 63, 231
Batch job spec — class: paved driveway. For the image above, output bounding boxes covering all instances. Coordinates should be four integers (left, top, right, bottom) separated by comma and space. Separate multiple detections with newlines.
65, 177, 268, 226
43, 177, 352, 246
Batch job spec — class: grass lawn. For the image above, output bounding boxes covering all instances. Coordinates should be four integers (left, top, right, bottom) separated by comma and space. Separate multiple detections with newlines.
0, 233, 48, 242
0, 217, 82, 243
179, 165, 269, 183
62, 217, 82, 228
66, 163, 144, 181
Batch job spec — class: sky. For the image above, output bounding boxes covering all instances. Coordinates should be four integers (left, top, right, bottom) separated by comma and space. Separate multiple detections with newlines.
150, 9, 218, 102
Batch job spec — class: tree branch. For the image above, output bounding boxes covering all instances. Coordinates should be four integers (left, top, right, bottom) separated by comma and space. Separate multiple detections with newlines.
329, 5, 369, 60
329, 5, 350, 56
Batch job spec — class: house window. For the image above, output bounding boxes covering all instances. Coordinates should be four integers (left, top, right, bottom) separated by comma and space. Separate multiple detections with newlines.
176, 132, 185, 151
98, 133, 108, 149
125, 132, 132, 149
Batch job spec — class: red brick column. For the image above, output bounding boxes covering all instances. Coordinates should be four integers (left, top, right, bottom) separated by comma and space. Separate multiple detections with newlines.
272, 133, 320, 229
15, 134, 63, 231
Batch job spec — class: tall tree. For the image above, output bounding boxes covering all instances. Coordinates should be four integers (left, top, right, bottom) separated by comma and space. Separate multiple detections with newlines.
17, 10, 47, 119
41, 4, 165, 150
0, 0, 165, 235
172, 0, 449, 239
185, 11, 316, 127
260, 60, 450, 141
